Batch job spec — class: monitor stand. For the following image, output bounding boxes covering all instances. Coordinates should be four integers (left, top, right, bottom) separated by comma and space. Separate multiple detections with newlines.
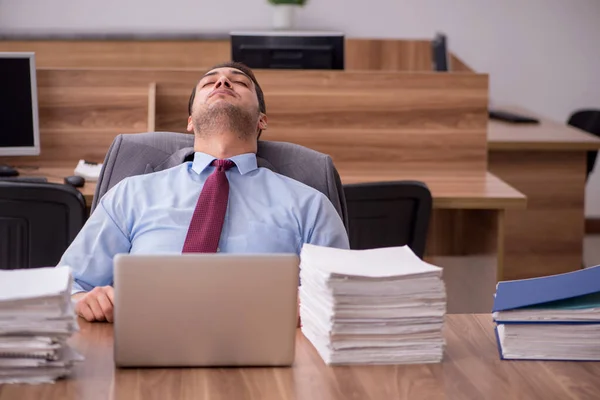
0, 164, 19, 177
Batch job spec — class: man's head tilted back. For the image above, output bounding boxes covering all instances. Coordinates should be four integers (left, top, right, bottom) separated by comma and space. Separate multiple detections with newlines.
186, 62, 267, 146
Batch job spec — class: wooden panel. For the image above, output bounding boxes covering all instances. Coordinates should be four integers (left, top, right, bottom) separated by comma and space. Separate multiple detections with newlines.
37, 87, 147, 131
345, 39, 432, 71
449, 54, 475, 73
2, 68, 488, 173
0, 40, 230, 68
3, 315, 600, 400
0, 85, 149, 166
156, 69, 490, 173
427, 209, 502, 255
489, 150, 586, 280
489, 106, 600, 151
0, 39, 436, 71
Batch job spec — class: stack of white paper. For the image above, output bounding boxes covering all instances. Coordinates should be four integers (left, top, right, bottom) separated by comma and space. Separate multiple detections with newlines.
0, 266, 82, 384
299, 244, 446, 365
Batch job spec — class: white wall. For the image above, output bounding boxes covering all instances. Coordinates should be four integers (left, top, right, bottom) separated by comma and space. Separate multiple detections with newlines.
2, 0, 600, 215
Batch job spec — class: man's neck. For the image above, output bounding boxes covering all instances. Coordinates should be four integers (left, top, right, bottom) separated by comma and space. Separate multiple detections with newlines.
194, 134, 257, 160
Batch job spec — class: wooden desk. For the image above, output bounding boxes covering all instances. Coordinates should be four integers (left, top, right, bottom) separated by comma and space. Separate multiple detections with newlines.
340, 168, 525, 312
488, 107, 600, 280
23, 167, 526, 211
20, 166, 525, 313
20, 166, 97, 202
338, 168, 526, 210
489, 111, 600, 151
1, 315, 598, 400
5, 67, 521, 311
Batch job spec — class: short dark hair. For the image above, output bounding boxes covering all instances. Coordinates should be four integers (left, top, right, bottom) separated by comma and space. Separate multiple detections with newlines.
187, 61, 266, 117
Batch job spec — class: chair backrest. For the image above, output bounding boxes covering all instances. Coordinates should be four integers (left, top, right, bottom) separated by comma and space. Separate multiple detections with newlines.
92, 132, 348, 230
0, 182, 87, 269
343, 181, 432, 258
567, 109, 600, 178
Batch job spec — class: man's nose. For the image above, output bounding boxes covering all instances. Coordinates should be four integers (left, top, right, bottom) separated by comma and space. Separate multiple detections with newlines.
215, 77, 233, 89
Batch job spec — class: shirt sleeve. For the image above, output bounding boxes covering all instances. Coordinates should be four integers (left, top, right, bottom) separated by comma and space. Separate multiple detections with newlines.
57, 184, 132, 295
305, 193, 350, 250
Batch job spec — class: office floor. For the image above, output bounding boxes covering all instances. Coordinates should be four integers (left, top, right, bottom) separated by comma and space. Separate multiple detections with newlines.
584, 235, 600, 267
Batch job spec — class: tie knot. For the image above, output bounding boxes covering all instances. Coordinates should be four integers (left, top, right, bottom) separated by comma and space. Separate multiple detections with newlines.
211, 159, 235, 171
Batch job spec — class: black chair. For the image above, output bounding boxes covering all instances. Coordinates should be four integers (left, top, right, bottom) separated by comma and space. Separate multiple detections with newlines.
0, 182, 87, 269
343, 181, 432, 259
567, 109, 600, 179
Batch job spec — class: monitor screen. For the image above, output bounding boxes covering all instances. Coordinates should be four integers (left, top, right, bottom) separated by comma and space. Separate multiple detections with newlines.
231, 31, 344, 70
0, 52, 40, 156
431, 33, 451, 72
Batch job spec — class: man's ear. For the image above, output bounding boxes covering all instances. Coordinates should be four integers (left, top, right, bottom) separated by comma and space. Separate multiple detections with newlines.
186, 116, 194, 133
258, 113, 268, 131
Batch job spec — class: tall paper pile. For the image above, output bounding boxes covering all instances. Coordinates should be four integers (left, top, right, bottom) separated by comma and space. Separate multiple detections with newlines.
0, 266, 82, 384
300, 245, 446, 365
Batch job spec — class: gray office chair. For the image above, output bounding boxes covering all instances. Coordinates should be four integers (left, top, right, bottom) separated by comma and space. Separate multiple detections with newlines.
0, 182, 87, 269
91, 132, 348, 231
343, 181, 432, 258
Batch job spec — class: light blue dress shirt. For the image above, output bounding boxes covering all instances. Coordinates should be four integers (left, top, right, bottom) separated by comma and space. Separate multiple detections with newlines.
58, 152, 349, 293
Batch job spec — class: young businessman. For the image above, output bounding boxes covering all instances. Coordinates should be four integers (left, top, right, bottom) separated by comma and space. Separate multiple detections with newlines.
58, 62, 349, 323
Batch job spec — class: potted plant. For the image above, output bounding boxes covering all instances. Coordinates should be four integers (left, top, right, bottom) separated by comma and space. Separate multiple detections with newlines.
268, 0, 307, 30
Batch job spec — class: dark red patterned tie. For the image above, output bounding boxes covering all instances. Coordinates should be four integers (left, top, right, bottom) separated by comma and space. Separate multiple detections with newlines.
182, 159, 235, 253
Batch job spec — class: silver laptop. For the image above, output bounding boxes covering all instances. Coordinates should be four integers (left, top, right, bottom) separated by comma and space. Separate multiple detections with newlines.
113, 253, 299, 367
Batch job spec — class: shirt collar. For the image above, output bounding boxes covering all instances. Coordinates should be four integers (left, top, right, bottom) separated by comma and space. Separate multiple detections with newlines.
191, 152, 258, 176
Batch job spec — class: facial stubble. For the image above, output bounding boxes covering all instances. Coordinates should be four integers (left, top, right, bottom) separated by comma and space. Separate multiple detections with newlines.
192, 101, 259, 140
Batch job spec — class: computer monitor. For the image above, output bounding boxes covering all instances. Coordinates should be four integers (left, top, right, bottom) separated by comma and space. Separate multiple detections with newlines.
230, 31, 344, 70
431, 33, 451, 72
0, 52, 40, 157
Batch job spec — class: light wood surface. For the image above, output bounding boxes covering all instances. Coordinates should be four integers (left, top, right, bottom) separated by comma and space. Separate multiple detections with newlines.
1, 68, 490, 176
489, 106, 600, 151
449, 54, 475, 72
0, 39, 464, 72
22, 167, 525, 211
339, 169, 526, 210
0, 40, 231, 69
156, 69, 489, 173
489, 150, 587, 280
1, 83, 150, 166
345, 39, 432, 71
2, 315, 599, 400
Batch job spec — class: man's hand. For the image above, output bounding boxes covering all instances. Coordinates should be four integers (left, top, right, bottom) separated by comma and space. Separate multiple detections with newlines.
72, 286, 114, 323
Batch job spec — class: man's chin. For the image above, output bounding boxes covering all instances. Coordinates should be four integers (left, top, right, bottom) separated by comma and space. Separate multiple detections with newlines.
207, 98, 236, 109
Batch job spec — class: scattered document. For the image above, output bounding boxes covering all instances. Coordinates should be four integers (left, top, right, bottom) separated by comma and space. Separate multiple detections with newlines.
74, 160, 102, 181
299, 244, 446, 365
0, 266, 82, 384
